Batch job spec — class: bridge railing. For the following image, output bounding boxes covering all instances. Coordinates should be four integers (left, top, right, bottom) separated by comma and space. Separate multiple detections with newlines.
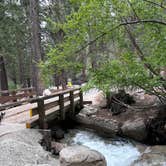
0, 87, 36, 104
26, 87, 83, 128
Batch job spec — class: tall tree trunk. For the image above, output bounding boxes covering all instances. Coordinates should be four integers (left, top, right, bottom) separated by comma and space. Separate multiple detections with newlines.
0, 56, 8, 92
60, 70, 67, 90
54, 72, 60, 89
17, 43, 26, 87
80, 52, 87, 83
29, 0, 44, 95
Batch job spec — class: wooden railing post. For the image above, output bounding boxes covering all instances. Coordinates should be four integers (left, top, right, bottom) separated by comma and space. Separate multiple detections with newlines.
37, 98, 47, 129
70, 91, 75, 117
79, 89, 83, 109
11, 91, 17, 102
59, 94, 65, 120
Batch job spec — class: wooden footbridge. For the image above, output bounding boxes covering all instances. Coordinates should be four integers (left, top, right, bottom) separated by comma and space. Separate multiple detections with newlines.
0, 87, 85, 129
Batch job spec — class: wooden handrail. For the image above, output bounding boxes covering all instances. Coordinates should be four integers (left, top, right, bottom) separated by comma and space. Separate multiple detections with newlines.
0, 87, 36, 105
29, 87, 83, 129
30, 87, 80, 103
0, 87, 81, 111
0, 87, 34, 94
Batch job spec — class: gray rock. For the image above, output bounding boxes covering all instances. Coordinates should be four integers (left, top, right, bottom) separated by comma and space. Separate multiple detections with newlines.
51, 142, 67, 155
80, 105, 99, 116
121, 118, 147, 141
59, 145, 106, 166
74, 114, 119, 136
132, 146, 166, 166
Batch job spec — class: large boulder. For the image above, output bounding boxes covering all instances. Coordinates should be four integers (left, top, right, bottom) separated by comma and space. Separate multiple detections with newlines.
121, 118, 147, 141
59, 145, 106, 166
74, 109, 119, 137
83, 89, 107, 108
132, 146, 166, 166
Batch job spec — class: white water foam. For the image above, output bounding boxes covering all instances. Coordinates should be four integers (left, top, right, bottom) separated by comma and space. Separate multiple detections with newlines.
71, 130, 140, 166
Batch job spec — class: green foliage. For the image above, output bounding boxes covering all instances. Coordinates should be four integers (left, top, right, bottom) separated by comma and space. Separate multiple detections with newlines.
8, 81, 17, 90
42, 0, 166, 99
0, 0, 30, 86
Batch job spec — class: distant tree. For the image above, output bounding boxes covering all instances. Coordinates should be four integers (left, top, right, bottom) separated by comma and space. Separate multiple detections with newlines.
0, 0, 31, 89
0, 56, 8, 92
29, 0, 44, 95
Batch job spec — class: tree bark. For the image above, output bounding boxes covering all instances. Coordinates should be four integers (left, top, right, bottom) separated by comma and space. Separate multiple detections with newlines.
0, 56, 8, 92
80, 52, 87, 82
29, 0, 44, 95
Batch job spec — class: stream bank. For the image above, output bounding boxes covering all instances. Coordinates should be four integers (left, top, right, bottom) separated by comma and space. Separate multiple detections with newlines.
73, 104, 166, 145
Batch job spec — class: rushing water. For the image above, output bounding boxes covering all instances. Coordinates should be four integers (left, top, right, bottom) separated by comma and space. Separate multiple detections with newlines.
62, 129, 141, 166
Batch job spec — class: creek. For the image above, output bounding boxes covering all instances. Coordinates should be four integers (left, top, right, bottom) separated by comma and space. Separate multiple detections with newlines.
61, 128, 141, 166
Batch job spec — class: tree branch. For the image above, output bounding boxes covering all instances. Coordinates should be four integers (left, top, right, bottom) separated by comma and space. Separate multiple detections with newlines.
123, 22, 159, 76
127, 0, 140, 20
74, 19, 166, 54
143, 0, 166, 10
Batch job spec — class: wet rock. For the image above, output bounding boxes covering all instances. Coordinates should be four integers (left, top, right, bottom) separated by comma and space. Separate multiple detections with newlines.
75, 103, 166, 144
60, 145, 106, 166
74, 113, 119, 137
51, 142, 67, 155
132, 145, 166, 166
51, 128, 65, 140
121, 118, 147, 141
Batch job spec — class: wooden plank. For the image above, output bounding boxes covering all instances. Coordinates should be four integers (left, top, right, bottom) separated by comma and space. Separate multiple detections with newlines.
0, 92, 35, 104
0, 98, 35, 110
31, 108, 38, 116
64, 96, 70, 103
0, 87, 34, 94
83, 101, 92, 104
45, 100, 59, 111
31, 96, 70, 117
31, 100, 59, 116
30, 87, 80, 103
74, 93, 80, 98
26, 105, 72, 128
25, 88, 83, 128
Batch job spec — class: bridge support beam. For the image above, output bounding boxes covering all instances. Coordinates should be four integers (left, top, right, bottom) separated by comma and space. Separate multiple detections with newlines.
37, 98, 47, 129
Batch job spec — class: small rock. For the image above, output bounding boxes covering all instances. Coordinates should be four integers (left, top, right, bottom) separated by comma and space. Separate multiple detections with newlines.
51, 128, 65, 140
51, 142, 67, 155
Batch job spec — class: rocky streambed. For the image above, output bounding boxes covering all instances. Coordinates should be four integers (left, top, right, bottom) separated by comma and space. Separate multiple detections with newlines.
68, 104, 166, 166
74, 104, 166, 144
61, 128, 140, 166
